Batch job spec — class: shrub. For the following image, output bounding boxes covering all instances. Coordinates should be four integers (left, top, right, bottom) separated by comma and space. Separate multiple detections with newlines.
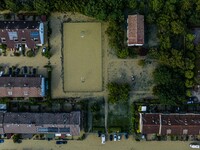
186, 89, 192, 97
26, 50, 35, 57
117, 49, 129, 59
14, 52, 20, 56
185, 70, 194, 79
138, 59, 146, 67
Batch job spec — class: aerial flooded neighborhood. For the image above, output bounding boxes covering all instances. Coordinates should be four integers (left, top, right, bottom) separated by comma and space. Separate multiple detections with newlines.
0, 0, 200, 150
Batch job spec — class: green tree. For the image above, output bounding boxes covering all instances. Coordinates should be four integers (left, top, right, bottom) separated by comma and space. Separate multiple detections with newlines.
185, 70, 194, 79
128, 0, 137, 9
5, 0, 21, 12
186, 89, 192, 97
185, 79, 194, 88
34, 0, 50, 15
170, 20, 185, 35
107, 82, 130, 104
153, 65, 172, 85
150, 0, 164, 12
185, 59, 195, 70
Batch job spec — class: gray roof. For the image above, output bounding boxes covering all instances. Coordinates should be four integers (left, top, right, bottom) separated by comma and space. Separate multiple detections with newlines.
0, 77, 42, 87
3, 112, 80, 125
3, 112, 81, 135
0, 21, 40, 29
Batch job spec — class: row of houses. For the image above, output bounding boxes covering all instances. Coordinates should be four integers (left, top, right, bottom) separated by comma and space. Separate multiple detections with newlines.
0, 76, 46, 97
140, 113, 200, 136
0, 111, 80, 136
0, 15, 144, 49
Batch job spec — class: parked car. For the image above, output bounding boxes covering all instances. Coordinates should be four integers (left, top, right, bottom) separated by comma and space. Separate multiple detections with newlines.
23, 66, 28, 74
98, 131, 102, 137
125, 133, 128, 139
101, 134, 105, 144
109, 134, 113, 141
0, 139, 4, 143
190, 143, 200, 149
187, 97, 199, 104
118, 135, 121, 141
42, 47, 46, 53
8, 68, 12, 75
0, 71, 3, 77
114, 134, 117, 141
56, 140, 67, 144
15, 68, 20, 75
32, 68, 37, 75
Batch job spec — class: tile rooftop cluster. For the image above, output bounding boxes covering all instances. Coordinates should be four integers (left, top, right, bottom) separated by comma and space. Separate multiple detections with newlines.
0, 21, 44, 49
140, 113, 200, 135
0, 77, 45, 97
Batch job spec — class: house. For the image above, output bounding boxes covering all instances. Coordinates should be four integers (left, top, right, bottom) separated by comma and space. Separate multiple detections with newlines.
0, 21, 44, 49
0, 77, 46, 97
140, 113, 200, 136
127, 15, 144, 46
3, 111, 81, 136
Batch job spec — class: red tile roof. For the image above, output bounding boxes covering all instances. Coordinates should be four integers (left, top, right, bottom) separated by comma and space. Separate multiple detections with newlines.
0, 77, 43, 97
0, 21, 42, 49
127, 15, 144, 46
140, 113, 200, 135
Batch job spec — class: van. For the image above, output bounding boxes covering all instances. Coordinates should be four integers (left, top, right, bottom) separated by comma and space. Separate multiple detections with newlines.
101, 134, 105, 144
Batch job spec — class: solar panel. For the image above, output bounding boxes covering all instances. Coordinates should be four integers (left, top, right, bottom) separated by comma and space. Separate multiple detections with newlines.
30, 32, 39, 38
8, 32, 18, 40
59, 128, 70, 132
37, 127, 70, 133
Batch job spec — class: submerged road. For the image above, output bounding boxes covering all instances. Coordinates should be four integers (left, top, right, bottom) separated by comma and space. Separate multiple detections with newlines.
0, 135, 194, 150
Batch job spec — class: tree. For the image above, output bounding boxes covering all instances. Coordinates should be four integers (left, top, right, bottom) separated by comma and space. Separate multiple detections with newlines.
107, 82, 130, 104
185, 59, 195, 70
128, 0, 137, 9
185, 79, 194, 88
159, 35, 171, 50
186, 89, 192, 97
5, 0, 21, 12
34, 0, 50, 15
185, 70, 194, 79
153, 65, 172, 85
170, 20, 185, 35
150, 0, 164, 12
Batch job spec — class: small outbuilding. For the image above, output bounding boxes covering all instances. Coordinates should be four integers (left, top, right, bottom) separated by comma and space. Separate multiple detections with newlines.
127, 15, 144, 46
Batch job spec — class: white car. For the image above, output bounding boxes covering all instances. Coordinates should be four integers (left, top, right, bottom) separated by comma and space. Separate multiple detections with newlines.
101, 134, 105, 144
190, 143, 200, 149
118, 135, 121, 141
114, 134, 117, 141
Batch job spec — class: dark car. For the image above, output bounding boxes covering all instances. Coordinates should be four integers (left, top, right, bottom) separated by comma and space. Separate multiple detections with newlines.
23, 66, 28, 74
110, 134, 113, 141
187, 97, 199, 104
56, 141, 67, 144
32, 68, 37, 75
15, 68, 20, 75
98, 131, 102, 137
0, 139, 4, 143
125, 133, 128, 139
8, 68, 12, 75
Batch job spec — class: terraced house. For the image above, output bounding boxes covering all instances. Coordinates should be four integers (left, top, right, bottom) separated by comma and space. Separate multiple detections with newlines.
140, 113, 200, 136
0, 21, 44, 50
0, 76, 46, 97
0, 111, 81, 137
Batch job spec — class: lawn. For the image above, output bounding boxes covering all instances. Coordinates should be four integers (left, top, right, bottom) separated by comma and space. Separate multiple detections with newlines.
107, 103, 130, 133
